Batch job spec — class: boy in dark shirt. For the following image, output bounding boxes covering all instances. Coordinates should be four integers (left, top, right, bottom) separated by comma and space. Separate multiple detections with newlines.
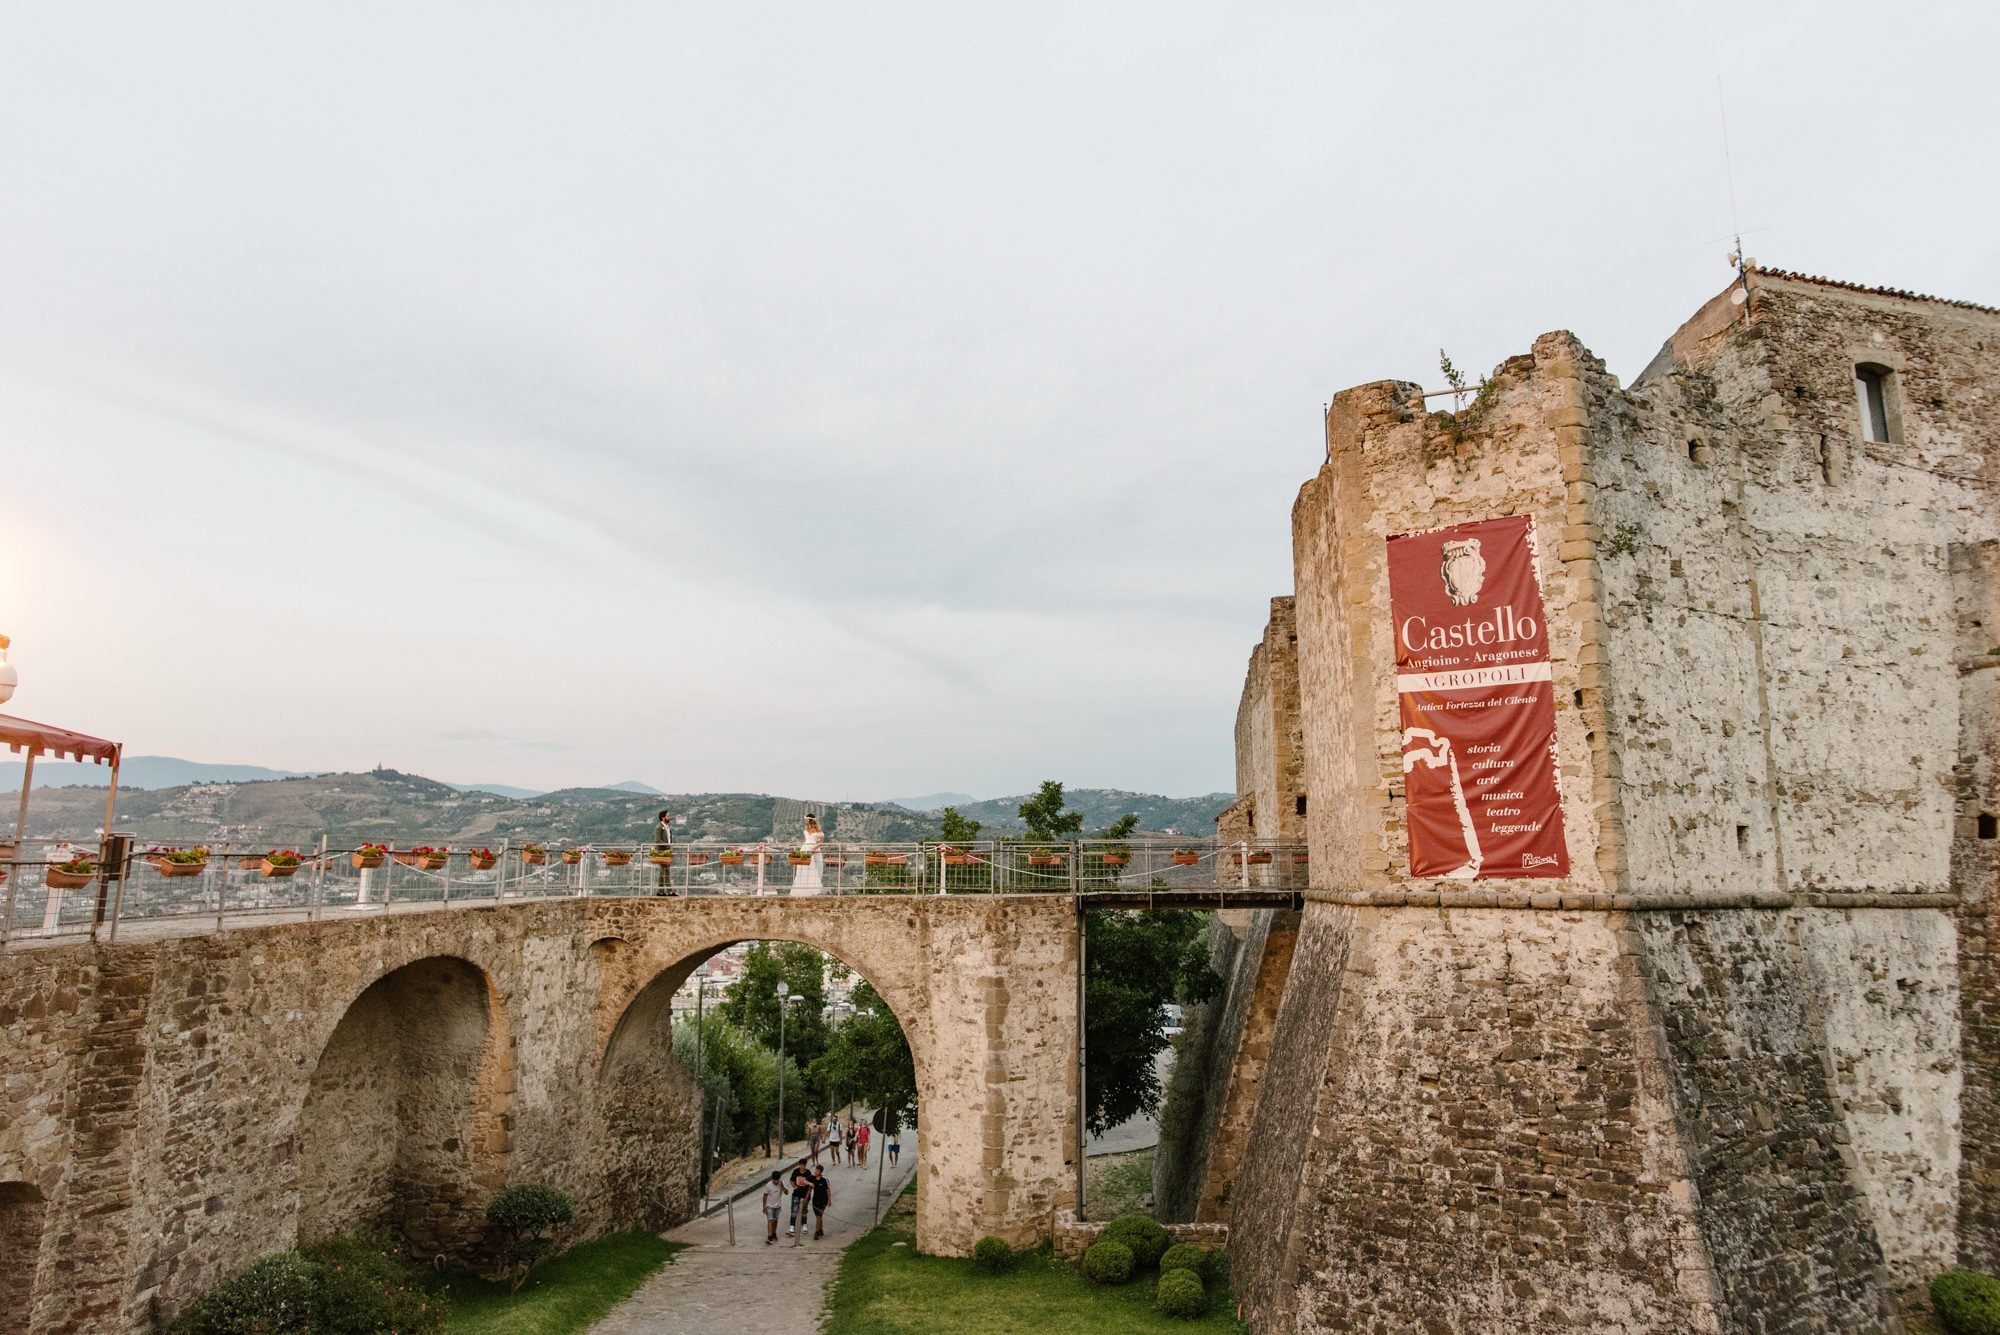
788, 1161, 814, 1240
810, 1166, 831, 1239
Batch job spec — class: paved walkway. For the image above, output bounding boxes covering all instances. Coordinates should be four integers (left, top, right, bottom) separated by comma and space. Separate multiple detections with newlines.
591, 1132, 918, 1334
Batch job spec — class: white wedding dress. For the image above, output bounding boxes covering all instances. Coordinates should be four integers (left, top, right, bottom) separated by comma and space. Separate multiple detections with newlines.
791, 826, 825, 895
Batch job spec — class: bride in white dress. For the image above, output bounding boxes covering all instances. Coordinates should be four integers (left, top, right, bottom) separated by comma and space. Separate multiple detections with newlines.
790, 814, 826, 895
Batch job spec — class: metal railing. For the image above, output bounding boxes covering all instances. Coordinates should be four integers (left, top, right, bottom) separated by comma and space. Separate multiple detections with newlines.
0, 837, 1311, 947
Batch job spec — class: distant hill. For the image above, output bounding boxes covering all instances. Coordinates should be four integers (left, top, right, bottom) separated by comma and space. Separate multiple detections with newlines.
8, 769, 939, 847
441, 781, 545, 800
6, 768, 1237, 846
947, 789, 1236, 837
881, 792, 975, 812
0, 755, 322, 790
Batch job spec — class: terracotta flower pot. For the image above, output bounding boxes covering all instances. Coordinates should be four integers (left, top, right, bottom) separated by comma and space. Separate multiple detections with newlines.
468, 854, 497, 871
687, 853, 709, 865
158, 861, 206, 879
46, 867, 95, 889
943, 854, 968, 866
1248, 852, 1273, 865
415, 856, 449, 872
1171, 853, 1201, 866
602, 851, 633, 866
742, 852, 771, 866
789, 854, 813, 865
392, 850, 421, 867
561, 851, 583, 865
1292, 853, 1310, 865
238, 856, 266, 871
353, 852, 385, 869
719, 854, 745, 866
648, 853, 674, 867
1028, 855, 1065, 867
521, 850, 547, 865
260, 860, 302, 878
1101, 854, 1129, 866
821, 854, 846, 868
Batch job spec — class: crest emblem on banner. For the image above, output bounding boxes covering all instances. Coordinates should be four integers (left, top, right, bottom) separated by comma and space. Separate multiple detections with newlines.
1439, 539, 1486, 606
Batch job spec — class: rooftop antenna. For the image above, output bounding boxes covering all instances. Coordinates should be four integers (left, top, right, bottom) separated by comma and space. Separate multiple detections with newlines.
1718, 76, 1754, 329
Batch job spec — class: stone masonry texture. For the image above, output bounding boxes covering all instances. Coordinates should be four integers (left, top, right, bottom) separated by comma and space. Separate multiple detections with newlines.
0, 893, 1078, 1333
1230, 272, 1999, 1333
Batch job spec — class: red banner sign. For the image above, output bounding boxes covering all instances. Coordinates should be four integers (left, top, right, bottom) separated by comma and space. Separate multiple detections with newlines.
1385, 515, 1568, 879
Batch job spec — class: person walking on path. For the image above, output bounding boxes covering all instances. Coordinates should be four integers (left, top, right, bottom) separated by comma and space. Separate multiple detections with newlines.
856, 1119, 870, 1169
843, 1121, 857, 1166
806, 1116, 823, 1166
761, 1172, 784, 1244
787, 1161, 813, 1240
810, 1165, 831, 1239
886, 1127, 900, 1167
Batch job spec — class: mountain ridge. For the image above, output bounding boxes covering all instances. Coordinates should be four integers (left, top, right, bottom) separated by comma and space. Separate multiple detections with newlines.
8, 769, 1237, 846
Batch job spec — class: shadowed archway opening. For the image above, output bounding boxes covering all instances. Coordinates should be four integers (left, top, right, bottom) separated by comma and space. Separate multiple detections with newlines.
599, 936, 922, 1233
0, 1182, 46, 1333
297, 956, 509, 1255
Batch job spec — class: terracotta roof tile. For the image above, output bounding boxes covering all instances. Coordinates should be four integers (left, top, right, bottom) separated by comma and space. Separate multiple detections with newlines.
1756, 268, 1998, 316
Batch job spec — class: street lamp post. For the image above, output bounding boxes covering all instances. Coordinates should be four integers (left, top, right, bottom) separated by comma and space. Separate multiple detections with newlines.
694, 963, 709, 1200
775, 981, 790, 1159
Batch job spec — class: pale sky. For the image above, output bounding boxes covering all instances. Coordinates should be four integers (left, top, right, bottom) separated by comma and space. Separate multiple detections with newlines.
1, 3, 1994, 799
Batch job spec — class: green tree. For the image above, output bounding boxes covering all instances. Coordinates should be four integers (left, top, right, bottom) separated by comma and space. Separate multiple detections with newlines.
1084, 910, 1221, 1135
1099, 813, 1139, 838
938, 807, 983, 842
1018, 780, 1083, 841
808, 979, 918, 1129
717, 941, 832, 1071
674, 1014, 802, 1156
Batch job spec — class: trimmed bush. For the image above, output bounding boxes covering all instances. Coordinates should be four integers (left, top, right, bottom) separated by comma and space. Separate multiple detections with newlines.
486, 1182, 578, 1290
972, 1235, 1015, 1274
168, 1232, 446, 1335
169, 1251, 323, 1334
303, 1229, 449, 1335
1099, 1214, 1169, 1269
1159, 1243, 1211, 1280
1082, 1239, 1134, 1285
1934, 1270, 2000, 1335
1156, 1266, 1207, 1319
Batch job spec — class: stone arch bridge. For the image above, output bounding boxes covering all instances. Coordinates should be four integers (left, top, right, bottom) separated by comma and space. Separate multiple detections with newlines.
0, 895, 1083, 1334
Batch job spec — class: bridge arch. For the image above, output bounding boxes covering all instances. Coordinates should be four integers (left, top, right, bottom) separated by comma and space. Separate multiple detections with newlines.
595, 930, 931, 1228
295, 954, 513, 1254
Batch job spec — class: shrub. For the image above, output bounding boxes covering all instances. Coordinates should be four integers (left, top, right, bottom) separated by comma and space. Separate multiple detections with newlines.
1098, 1215, 1169, 1269
302, 1228, 448, 1335
1159, 1243, 1211, 1279
1934, 1270, 2000, 1335
168, 1233, 447, 1335
1156, 1266, 1207, 1319
486, 1183, 577, 1290
169, 1251, 323, 1334
972, 1235, 1015, 1274
1082, 1239, 1134, 1285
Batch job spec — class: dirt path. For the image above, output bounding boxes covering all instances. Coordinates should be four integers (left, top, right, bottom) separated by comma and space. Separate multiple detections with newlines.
590, 1132, 917, 1334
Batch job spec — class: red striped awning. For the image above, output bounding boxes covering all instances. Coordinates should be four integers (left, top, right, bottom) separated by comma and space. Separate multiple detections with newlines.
0, 714, 121, 766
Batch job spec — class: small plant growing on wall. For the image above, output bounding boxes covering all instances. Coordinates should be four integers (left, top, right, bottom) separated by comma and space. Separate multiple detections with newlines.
1435, 348, 1499, 446
485, 1183, 576, 1291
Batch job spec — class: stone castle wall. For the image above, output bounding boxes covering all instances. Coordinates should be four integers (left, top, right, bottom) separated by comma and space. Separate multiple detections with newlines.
1231, 273, 2000, 1333
0, 894, 1079, 1334
1233, 597, 1306, 845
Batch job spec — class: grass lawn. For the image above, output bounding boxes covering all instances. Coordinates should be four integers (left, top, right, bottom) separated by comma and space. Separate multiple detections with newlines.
440, 1231, 684, 1335
825, 1187, 1244, 1335
1085, 1147, 1156, 1220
